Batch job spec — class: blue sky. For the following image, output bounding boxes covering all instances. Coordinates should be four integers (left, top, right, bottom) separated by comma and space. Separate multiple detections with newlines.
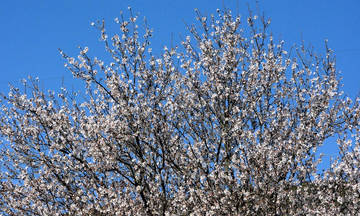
1, 0, 359, 168
1, 0, 359, 94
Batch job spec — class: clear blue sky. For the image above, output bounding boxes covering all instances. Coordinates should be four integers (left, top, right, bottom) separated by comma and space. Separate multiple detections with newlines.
1, 0, 359, 168
1, 0, 359, 94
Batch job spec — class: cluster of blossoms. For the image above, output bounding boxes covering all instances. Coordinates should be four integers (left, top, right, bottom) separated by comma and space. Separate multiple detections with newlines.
0, 8, 359, 215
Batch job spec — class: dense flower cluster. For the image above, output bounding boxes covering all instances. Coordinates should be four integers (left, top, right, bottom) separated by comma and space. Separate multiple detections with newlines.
0, 8, 359, 215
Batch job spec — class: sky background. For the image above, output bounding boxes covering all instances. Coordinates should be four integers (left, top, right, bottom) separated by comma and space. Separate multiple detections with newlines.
1, 0, 359, 169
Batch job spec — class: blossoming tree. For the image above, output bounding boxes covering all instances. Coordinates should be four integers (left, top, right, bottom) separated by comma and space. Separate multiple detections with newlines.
1, 8, 359, 215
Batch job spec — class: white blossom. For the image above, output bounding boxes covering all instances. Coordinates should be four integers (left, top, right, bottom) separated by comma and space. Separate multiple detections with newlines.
0, 7, 359, 216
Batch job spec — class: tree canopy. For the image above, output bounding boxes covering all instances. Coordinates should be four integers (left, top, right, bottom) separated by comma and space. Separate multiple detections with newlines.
0, 8, 359, 215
